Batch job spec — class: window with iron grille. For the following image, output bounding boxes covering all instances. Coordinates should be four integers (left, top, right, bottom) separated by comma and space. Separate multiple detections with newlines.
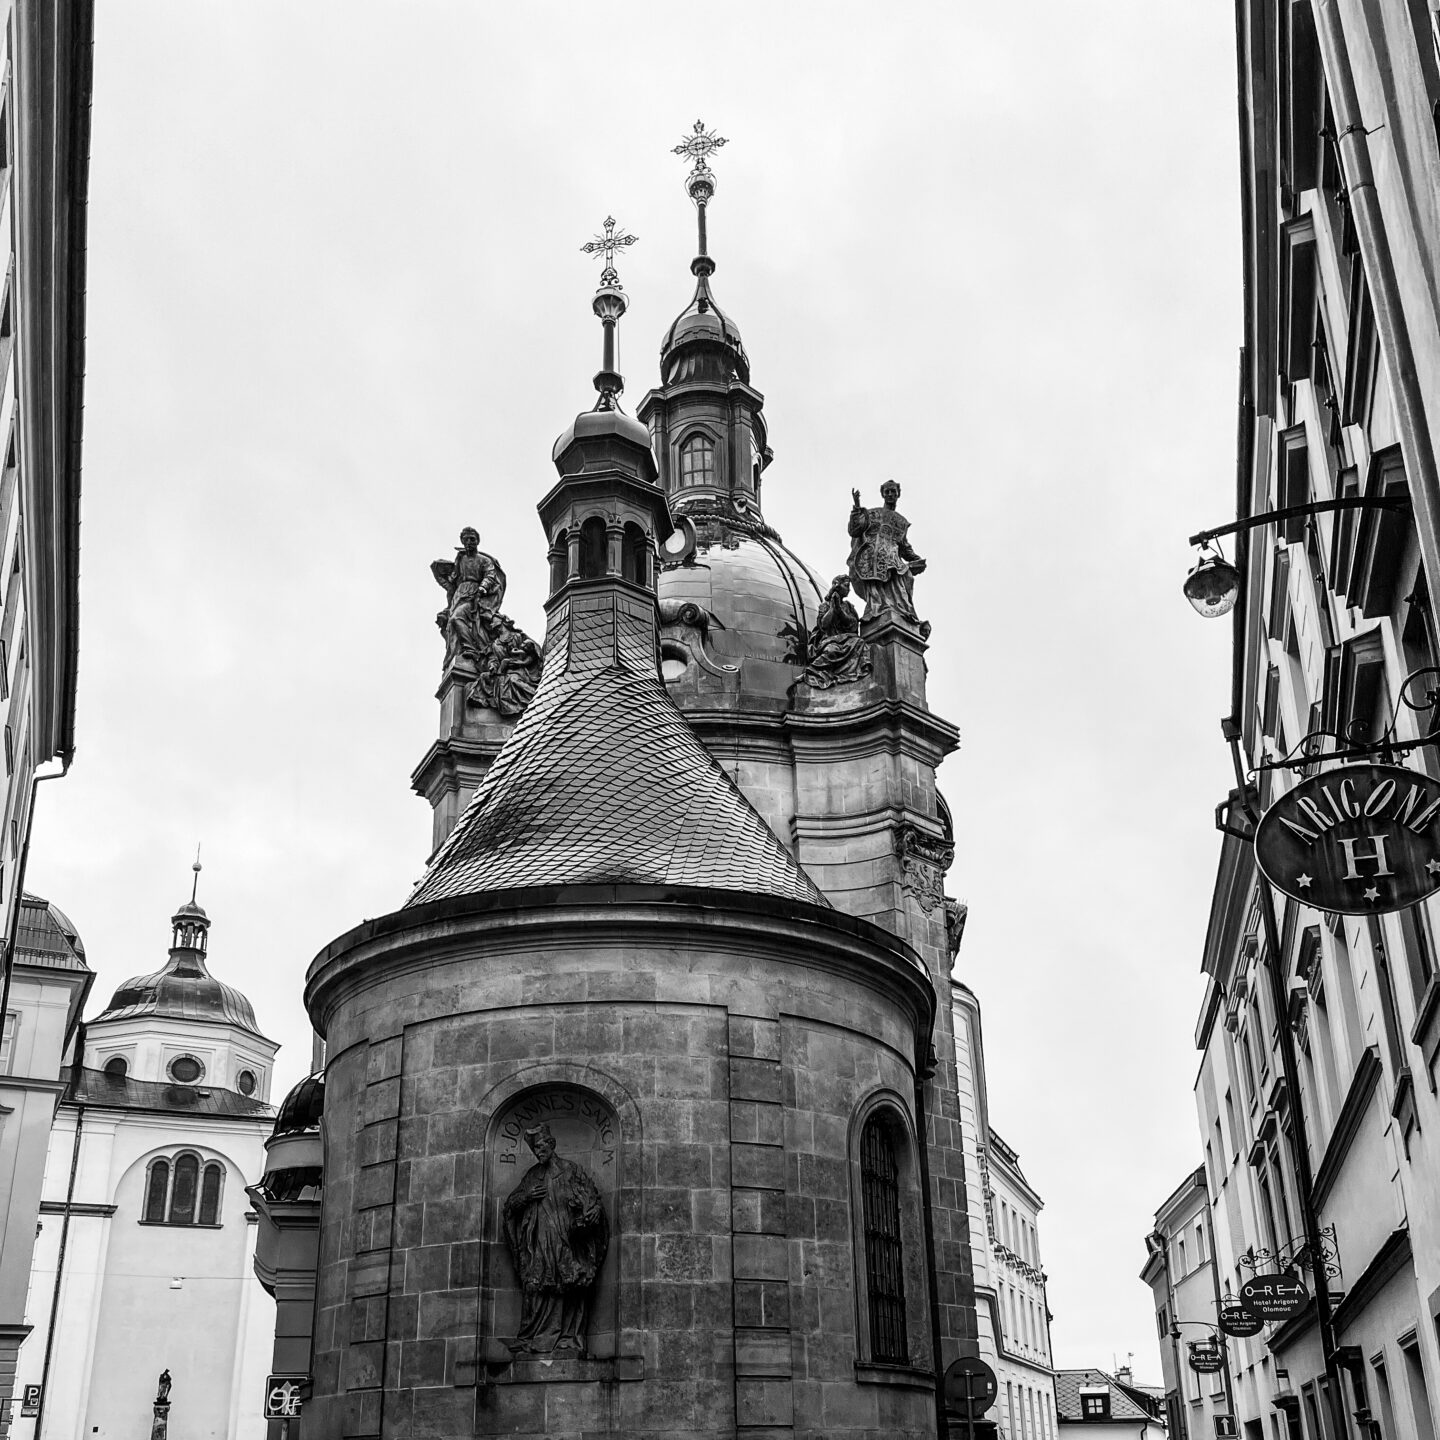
860, 1116, 907, 1362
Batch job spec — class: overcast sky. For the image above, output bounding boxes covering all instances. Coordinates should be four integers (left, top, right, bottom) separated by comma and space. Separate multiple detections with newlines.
26, 1, 1240, 1375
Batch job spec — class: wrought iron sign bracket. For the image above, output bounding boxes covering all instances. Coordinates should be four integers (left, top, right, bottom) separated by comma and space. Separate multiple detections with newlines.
1188, 495, 1410, 549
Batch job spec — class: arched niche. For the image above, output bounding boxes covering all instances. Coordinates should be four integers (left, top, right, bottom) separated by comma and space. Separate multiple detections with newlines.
479, 1080, 627, 1364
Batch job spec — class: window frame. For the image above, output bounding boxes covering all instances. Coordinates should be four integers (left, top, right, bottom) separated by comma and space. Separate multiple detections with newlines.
140, 1151, 226, 1228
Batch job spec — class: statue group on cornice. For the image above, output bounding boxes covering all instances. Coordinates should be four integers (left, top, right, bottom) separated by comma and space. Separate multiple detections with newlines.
431, 528, 543, 718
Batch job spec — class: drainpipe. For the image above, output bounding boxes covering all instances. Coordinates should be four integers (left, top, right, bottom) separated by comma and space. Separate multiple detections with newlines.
1201, 1195, 1238, 1431
33, 1089, 82, 1438
1149, 1230, 1188, 1440
1313, 0, 1440, 602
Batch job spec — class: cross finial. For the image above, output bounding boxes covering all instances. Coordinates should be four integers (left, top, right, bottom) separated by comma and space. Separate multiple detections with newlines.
580, 216, 638, 291
672, 118, 728, 177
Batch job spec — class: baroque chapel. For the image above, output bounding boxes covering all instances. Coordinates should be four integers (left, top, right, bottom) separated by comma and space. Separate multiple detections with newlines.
256, 127, 979, 1440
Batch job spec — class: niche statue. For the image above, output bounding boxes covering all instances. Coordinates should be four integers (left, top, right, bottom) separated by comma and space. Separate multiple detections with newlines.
501, 1123, 609, 1354
847, 481, 930, 637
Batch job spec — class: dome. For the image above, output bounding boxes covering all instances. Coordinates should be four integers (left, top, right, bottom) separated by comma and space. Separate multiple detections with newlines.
96, 961, 261, 1033
551, 404, 652, 463
658, 528, 826, 707
660, 271, 749, 385
272, 1071, 324, 1138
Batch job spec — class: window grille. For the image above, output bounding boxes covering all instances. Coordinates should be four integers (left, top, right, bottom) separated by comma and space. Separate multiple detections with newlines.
860, 1117, 907, 1363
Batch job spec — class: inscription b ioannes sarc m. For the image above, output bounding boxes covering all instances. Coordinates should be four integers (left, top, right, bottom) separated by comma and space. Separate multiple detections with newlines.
501, 1122, 610, 1354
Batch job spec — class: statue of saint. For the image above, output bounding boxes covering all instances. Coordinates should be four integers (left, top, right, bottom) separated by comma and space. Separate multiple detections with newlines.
501, 1123, 609, 1354
431, 527, 506, 666
804, 576, 872, 688
474, 628, 544, 717
155, 1370, 172, 1405
847, 481, 929, 635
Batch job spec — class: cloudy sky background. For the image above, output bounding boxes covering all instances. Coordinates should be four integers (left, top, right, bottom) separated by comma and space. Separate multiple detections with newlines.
27, 2, 1239, 1372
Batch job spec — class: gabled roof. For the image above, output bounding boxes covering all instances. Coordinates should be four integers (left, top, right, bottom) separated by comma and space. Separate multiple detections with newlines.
407, 597, 825, 907
1055, 1370, 1162, 1425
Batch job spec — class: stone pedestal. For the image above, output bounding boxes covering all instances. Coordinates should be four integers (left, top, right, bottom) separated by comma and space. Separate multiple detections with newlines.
410, 661, 517, 854
149, 1402, 169, 1440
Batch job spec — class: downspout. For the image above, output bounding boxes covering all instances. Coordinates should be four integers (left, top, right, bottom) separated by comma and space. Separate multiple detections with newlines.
915, 1049, 947, 1440
1151, 1231, 1188, 1440
1314, 0, 1440, 601
33, 1088, 82, 1438
1201, 1196, 1238, 1429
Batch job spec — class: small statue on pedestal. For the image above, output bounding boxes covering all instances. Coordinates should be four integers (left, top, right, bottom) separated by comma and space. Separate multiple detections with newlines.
802, 576, 872, 688
502, 1123, 609, 1355
150, 1370, 172, 1440
430, 528, 543, 717
847, 482, 930, 637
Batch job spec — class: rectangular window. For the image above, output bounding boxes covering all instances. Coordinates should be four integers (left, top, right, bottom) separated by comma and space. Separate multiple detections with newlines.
0, 1010, 16, 1072
1195, 1221, 1206, 1264
1396, 904, 1437, 1007
1403, 1337, 1438, 1440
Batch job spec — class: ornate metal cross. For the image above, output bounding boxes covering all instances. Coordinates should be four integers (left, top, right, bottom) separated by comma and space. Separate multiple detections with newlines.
580, 216, 637, 289
672, 118, 728, 175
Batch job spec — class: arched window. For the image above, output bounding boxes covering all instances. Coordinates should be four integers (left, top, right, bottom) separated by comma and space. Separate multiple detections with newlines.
103, 1055, 128, 1079
679, 433, 715, 484
550, 529, 569, 591
142, 1153, 225, 1226
622, 524, 648, 586
144, 1158, 170, 1223
170, 1153, 199, 1224
860, 1116, 908, 1363
199, 1162, 224, 1224
580, 517, 608, 579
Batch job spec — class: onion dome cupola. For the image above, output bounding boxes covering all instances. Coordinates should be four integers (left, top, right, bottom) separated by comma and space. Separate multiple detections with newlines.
93, 858, 263, 1036
638, 121, 772, 520
404, 232, 824, 907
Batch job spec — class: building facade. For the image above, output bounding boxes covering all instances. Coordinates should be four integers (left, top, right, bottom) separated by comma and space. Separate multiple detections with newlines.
13, 893, 278, 1440
1055, 1371, 1166, 1440
0, 2, 94, 1430
1141, 1169, 1229, 1440
1175, 7, 1440, 1440
953, 983, 1058, 1440
274, 137, 984, 1439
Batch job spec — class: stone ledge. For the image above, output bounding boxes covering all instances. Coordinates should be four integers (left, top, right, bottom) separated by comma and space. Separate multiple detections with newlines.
477, 1348, 644, 1384
855, 1360, 935, 1390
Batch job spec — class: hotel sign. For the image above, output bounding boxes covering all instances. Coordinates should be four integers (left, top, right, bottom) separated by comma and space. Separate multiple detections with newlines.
1255, 763, 1440, 915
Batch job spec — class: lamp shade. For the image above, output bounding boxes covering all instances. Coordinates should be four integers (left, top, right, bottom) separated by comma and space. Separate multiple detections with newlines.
1184, 553, 1240, 617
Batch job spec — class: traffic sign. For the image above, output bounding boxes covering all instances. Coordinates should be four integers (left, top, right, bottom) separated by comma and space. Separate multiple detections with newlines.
944, 1356, 999, 1416
264, 1375, 308, 1419
1216, 1416, 1238, 1437
1240, 1272, 1307, 1322
1218, 1300, 1264, 1338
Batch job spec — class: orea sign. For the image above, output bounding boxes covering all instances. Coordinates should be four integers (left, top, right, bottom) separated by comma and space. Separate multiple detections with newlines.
1256, 764, 1440, 915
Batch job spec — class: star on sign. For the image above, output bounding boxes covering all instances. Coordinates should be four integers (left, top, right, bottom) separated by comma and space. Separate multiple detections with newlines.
1296, 873, 1313, 889
1427, 858, 1440, 875
1365, 886, 1380, 903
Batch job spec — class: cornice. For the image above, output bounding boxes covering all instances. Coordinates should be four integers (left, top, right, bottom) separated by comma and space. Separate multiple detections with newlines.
1331, 1226, 1412, 1336
305, 885, 936, 1048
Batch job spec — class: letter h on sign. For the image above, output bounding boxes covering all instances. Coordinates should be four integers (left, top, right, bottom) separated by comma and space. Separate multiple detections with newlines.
1340, 833, 1394, 880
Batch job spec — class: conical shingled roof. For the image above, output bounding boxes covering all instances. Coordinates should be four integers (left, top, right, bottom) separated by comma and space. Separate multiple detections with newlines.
406, 592, 825, 908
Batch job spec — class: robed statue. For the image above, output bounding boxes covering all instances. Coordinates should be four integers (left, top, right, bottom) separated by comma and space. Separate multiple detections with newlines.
804, 576, 872, 688
847, 481, 929, 635
502, 1123, 609, 1354
430, 528, 543, 717
431, 527, 505, 665
155, 1370, 172, 1405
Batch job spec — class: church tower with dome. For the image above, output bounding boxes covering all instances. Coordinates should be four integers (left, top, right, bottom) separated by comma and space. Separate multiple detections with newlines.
286, 124, 978, 1440
14, 871, 279, 1440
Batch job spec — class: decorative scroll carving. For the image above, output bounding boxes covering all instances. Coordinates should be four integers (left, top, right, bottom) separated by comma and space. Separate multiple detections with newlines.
501, 1122, 610, 1355
799, 576, 872, 689
945, 898, 968, 960
847, 482, 930, 638
659, 598, 736, 677
431, 528, 543, 716
895, 822, 954, 913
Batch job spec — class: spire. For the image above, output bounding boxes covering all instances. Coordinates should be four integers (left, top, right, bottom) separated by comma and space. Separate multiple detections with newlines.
190, 842, 202, 904
172, 845, 211, 954
580, 215, 638, 410
672, 119, 728, 300
639, 120, 773, 521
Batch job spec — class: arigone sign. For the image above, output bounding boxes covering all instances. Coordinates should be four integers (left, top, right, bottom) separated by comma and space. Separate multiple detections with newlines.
1255, 763, 1440, 915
